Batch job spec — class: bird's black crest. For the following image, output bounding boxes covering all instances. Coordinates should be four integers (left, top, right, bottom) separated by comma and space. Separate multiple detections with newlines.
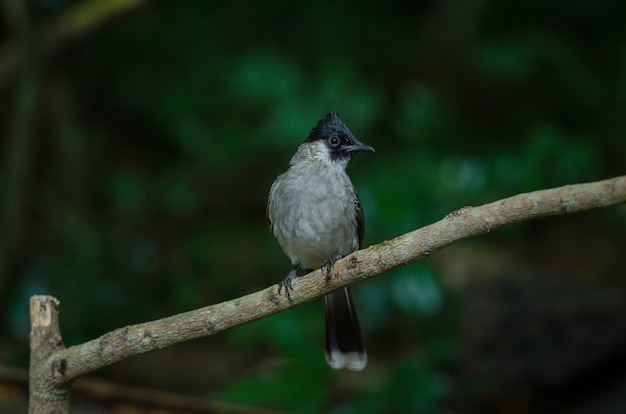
305, 112, 354, 143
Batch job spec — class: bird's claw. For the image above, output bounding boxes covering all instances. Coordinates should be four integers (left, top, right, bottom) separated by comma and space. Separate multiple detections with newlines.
278, 270, 297, 301
322, 255, 343, 280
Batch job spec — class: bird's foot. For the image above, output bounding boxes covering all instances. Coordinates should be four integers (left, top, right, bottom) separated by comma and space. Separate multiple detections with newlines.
322, 255, 343, 280
278, 268, 298, 301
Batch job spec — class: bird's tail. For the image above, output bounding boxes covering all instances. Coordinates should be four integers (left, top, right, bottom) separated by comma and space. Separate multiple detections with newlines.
323, 287, 367, 371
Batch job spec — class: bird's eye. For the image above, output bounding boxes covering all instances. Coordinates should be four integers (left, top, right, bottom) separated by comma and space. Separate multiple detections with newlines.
328, 136, 340, 147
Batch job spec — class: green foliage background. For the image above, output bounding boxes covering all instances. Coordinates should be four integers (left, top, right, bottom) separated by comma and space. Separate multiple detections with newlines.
1, 0, 625, 412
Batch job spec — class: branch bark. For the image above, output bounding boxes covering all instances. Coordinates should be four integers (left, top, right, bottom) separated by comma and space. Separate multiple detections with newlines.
29, 175, 626, 412
29, 296, 70, 414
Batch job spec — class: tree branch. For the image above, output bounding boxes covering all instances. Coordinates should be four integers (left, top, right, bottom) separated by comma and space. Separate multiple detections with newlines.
29, 296, 70, 413
30, 175, 626, 411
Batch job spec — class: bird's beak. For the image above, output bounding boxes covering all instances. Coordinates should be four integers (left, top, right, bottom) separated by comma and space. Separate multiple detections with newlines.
344, 141, 375, 154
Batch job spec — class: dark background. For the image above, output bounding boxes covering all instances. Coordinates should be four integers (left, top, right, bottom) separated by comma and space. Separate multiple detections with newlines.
1, 0, 626, 413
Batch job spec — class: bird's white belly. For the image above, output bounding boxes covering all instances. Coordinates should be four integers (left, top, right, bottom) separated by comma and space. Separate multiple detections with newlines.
268, 156, 361, 270
275, 196, 358, 269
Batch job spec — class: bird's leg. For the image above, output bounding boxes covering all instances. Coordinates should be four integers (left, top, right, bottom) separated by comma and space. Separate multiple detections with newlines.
322, 255, 343, 280
278, 264, 300, 301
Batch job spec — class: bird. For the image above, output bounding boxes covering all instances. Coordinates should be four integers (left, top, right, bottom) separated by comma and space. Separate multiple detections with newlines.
267, 112, 374, 371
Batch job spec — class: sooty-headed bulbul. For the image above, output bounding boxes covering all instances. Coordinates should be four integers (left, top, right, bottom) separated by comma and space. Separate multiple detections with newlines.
267, 112, 374, 371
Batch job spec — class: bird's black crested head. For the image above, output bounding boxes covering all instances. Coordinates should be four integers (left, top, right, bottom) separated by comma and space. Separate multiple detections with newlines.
304, 112, 375, 160
305, 112, 353, 144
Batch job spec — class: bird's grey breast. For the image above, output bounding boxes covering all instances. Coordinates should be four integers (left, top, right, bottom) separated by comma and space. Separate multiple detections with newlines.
268, 161, 360, 269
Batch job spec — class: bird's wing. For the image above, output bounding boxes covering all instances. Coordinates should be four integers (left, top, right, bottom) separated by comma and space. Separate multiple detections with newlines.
267, 180, 276, 228
265, 182, 276, 228
354, 190, 365, 249
265, 197, 272, 228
